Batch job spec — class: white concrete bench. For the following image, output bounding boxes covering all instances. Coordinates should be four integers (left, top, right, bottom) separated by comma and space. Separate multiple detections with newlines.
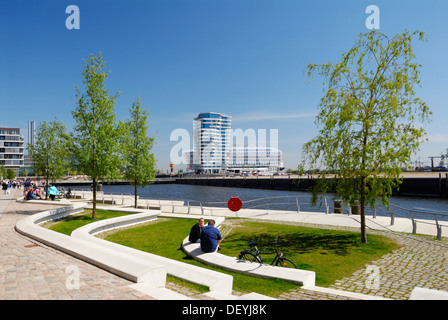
181, 237, 316, 287
71, 211, 234, 295
14, 203, 166, 288
410, 287, 448, 300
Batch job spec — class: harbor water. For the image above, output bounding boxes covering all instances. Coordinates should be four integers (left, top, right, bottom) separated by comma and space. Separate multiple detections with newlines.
71, 183, 448, 222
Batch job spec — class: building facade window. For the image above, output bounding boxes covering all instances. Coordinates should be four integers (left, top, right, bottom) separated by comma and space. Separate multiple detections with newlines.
0, 127, 25, 171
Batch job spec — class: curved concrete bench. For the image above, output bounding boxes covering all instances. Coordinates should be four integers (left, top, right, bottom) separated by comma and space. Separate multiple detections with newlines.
181, 237, 316, 287
14, 203, 166, 288
71, 212, 234, 295
410, 287, 448, 300
180, 215, 315, 286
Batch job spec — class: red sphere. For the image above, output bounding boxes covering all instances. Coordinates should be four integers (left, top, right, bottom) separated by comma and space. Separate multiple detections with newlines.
227, 197, 242, 212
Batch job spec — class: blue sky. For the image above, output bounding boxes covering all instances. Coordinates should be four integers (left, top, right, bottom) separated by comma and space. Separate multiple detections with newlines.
1, 0, 447, 171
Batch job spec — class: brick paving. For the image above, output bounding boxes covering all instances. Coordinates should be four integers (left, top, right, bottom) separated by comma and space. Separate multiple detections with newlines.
1, 188, 448, 300
0, 189, 152, 300
326, 230, 448, 300
278, 225, 448, 300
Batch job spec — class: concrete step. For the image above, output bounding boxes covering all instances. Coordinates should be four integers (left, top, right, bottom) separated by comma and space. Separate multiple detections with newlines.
129, 282, 194, 300
202, 291, 276, 300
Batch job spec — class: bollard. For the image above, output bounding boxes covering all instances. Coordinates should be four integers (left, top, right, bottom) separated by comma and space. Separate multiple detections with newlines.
334, 200, 343, 214
296, 197, 300, 213
351, 204, 360, 215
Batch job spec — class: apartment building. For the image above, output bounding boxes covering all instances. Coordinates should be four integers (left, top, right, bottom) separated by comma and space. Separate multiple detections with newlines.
0, 127, 25, 170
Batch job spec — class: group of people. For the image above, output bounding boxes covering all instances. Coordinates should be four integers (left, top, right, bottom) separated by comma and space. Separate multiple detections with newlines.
189, 218, 222, 253
22, 180, 60, 201
1, 180, 21, 194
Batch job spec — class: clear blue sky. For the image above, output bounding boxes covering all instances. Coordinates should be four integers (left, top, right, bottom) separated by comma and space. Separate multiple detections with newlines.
1, 0, 447, 171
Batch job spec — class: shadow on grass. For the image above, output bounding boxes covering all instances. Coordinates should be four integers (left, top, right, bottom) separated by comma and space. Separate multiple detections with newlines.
226, 232, 362, 257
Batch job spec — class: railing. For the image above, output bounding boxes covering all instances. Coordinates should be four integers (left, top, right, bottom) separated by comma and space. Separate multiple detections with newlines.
166, 195, 330, 216
67, 188, 448, 239
339, 201, 448, 240
386, 204, 448, 240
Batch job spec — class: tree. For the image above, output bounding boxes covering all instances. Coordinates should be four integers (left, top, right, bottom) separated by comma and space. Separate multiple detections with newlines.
301, 30, 431, 243
6, 169, 16, 180
119, 98, 156, 208
0, 165, 6, 180
71, 53, 120, 219
28, 120, 69, 199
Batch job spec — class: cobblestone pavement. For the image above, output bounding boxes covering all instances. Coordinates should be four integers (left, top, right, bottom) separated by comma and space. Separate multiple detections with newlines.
277, 225, 448, 300
0, 189, 152, 300
2, 188, 448, 300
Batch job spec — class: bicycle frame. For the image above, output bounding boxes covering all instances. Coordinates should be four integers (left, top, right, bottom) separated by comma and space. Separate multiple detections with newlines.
247, 241, 284, 266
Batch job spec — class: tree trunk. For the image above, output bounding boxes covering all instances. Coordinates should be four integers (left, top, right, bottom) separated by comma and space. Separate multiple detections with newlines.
360, 176, 367, 243
45, 174, 49, 200
92, 177, 97, 219
134, 180, 138, 209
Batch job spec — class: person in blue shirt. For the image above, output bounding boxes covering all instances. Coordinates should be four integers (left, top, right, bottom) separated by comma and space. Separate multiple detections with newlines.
200, 219, 222, 253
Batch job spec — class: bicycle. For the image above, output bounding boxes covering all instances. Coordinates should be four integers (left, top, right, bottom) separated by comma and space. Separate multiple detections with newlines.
56, 187, 72, 199
238, 239, 298, 269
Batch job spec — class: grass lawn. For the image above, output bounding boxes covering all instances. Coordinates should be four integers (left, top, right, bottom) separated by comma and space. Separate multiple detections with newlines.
104, 218, 302, 296
43, 209, 130, 235
103, 217, 401, 296
219, 219, 401, 287
43, 211, 401, 297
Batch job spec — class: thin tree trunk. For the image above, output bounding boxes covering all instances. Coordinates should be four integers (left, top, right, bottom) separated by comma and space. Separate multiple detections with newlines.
360, 176, 367, 243
92, 176, 97, 219
134, 180, 138, 208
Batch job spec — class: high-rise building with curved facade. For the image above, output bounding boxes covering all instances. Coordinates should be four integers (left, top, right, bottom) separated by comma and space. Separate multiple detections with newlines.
193, 112, 232, 173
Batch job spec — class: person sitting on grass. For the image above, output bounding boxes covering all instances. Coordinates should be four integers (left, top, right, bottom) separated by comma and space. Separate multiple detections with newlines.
189, 218, 205, 243
25, 188, 36, 200
33, 186, 43, 199
200, 219, 222, 253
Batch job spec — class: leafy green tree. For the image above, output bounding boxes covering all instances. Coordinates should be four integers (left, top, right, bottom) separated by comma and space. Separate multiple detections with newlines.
301, 30, 431, 243
119, 98, 156, 208
0, 165, 6, 180
28, 120, 69, 198
6, 169, 16, 180
71, 53, 120, 218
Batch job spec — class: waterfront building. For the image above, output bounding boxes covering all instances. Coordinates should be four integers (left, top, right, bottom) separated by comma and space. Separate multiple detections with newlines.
188, 112, 284, 174
193, 112, 232, 173
227, 146, 283, 174
0, 127, 25, 170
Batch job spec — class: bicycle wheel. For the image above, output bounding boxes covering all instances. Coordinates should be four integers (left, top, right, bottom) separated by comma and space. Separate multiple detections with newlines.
239, 251, 262, 263
276, 258, 297, 269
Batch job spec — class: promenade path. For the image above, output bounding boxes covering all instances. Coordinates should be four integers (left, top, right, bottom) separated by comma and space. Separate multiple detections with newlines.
0, 188, 151, 300
1, 188, 448, 300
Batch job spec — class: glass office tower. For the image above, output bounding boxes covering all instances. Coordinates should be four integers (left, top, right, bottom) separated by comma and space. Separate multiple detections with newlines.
193, 112, 231, 173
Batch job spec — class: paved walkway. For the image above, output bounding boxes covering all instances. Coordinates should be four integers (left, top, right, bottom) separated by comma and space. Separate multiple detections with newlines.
0, 189, 152, 300
1, 188, 448, 300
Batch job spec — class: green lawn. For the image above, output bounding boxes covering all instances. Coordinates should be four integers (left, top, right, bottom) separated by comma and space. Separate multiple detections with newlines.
104, 217, 401, 295
104, 218, 302, 296
219, 219, 401, 287
44, 209, 130, 235
44, 212, 401, 297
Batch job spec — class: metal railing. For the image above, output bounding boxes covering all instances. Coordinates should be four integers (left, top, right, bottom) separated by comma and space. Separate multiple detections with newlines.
386, 204, 448, 240
160, 195, 329, 216
68, 188, 448, 239
338, 201, 448, 240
